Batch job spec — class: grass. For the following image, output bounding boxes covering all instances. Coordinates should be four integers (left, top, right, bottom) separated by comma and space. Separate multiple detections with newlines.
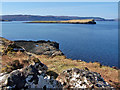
36, 55, 120, 88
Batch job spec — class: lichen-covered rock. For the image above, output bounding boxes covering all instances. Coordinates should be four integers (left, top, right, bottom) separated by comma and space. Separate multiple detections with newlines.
0, 60, 62, 89
0, 65, 113, 89
57, 68, 112, 89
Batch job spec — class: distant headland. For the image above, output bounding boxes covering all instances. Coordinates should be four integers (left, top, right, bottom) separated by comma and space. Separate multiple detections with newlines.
0, 15, 116, 21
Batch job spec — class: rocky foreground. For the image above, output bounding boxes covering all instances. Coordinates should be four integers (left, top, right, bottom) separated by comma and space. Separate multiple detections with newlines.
0, 37, 120, 89
0, 59, 111, 89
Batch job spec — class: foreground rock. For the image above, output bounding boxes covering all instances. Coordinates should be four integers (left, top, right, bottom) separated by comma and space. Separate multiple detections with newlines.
57, 68, 112, 89
0, 59, 62, 89
0, 60, 112, 89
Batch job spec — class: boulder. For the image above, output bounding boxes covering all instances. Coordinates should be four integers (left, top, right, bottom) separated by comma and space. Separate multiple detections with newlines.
57, 68, 112, 89
0, 60, 62, 89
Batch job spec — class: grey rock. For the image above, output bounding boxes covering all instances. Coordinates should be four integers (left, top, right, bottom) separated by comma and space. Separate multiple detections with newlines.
0, 63, 113, 89
14, 40, 64, 56
57, 68, 112, 89
0, 60, 62, 89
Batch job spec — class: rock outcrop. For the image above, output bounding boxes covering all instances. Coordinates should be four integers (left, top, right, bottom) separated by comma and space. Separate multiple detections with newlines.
14, 40, 64, 56
57, 68, 112, 89
0, 37, 63, 56
0, 59, 62, 89
0, 60, 112, 89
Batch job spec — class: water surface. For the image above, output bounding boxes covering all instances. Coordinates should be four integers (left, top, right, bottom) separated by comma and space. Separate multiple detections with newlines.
1, 21, 118, 67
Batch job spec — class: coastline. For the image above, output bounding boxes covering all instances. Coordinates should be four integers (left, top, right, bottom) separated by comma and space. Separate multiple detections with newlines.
0, 37, 120, 88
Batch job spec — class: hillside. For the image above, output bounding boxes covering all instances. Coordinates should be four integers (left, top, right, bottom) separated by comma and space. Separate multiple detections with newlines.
1, 15, 115, 21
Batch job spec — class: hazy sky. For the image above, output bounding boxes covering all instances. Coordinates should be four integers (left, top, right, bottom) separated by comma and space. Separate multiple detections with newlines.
2, 2, 118, 19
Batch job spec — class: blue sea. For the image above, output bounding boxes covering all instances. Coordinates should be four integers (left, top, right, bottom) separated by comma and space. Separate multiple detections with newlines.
1, 21, 118, 67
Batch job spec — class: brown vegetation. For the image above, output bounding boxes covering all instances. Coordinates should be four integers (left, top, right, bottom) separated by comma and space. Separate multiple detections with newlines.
26, 19, 96, 24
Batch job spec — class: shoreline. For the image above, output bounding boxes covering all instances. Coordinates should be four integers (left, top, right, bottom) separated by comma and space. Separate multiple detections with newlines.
0, 37, 120, 88
0, 37, 118, 69
14, 39, 118, 69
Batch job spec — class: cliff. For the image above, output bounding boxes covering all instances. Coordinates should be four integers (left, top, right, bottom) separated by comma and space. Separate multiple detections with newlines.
0, 37, 120, 89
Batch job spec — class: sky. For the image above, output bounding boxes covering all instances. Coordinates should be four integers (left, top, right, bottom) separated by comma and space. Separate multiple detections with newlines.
2, 2, 118, 19
1, 0, 120, 2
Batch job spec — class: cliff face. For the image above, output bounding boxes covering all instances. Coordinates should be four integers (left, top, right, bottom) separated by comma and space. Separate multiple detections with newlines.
0, 37, 120, 89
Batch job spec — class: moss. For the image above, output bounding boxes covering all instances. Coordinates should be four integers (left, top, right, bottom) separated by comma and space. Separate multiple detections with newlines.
33, 58, 40, 63
1, 65, 14, 73
1, 60, 23, 73
1, 67, 7, 72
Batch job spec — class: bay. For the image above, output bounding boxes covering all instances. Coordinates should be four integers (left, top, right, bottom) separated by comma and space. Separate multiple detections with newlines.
1, 21, 118, 67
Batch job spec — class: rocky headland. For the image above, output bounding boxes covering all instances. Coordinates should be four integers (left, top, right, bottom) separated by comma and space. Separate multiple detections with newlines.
0, 37, 120, 89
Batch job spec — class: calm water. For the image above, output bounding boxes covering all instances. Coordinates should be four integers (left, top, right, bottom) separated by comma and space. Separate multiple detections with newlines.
1, 21, 118, 67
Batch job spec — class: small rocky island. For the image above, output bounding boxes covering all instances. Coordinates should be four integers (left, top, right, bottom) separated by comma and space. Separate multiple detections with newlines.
26, 19, 96, 24
0, 37, 120, 89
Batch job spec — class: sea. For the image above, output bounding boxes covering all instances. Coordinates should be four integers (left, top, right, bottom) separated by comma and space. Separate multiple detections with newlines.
1, 21, 118, 67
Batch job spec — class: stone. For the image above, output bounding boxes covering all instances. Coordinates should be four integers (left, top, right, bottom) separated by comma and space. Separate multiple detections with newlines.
14, 40, 64, 56
57, 68, 112, 89
0, 60, 62, 89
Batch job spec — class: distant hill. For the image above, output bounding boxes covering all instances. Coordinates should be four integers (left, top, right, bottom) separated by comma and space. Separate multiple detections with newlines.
1, 15, 116, 21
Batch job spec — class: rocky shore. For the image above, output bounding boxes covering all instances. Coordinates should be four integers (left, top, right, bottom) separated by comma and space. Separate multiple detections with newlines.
0, 37, 120, 89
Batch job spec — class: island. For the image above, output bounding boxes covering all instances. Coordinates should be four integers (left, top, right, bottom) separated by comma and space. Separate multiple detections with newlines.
25, 19, 96, 24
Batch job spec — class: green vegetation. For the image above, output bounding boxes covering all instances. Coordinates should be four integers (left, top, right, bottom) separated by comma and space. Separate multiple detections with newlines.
1, 60, 23, 73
